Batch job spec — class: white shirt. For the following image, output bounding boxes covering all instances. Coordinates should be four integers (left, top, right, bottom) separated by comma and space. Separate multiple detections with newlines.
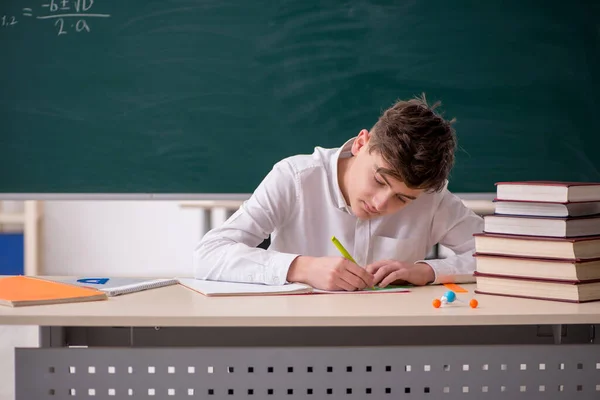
194, 139, 484, 285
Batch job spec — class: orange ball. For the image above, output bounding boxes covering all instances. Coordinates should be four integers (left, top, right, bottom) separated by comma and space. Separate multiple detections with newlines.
432, 298, 441, 308
469, 299, 478, 308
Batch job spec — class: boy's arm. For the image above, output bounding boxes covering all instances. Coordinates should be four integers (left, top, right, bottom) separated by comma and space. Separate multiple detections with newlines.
419, 190, 484, 284
193, 161, 300, 285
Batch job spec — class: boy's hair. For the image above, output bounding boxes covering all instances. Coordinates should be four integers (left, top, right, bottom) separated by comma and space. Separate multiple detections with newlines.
368, 93, 457, 192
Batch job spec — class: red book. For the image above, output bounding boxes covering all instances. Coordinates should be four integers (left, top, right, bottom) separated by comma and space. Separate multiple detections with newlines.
493, 199, 600, 217
473, 233, 600, 260
495, 181, 600, 203
474, 272, 600, 303
474, 253, 600, 281
483, 214, 600, 238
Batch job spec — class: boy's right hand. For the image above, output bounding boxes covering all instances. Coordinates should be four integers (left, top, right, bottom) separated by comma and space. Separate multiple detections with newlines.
287, 256, 374, 291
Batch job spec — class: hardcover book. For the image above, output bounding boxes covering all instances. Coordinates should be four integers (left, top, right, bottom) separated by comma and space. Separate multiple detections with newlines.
483, 214, 600, 237
474, 272, 600, 303
495, 181, 600, 203
473, 233, 600, 260
493, 199, 600, 218
474, 253, 600, 281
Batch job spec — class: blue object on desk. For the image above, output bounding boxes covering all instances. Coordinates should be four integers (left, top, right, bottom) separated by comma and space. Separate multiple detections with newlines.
0, 233, 24, 275
444, 290, 456, 303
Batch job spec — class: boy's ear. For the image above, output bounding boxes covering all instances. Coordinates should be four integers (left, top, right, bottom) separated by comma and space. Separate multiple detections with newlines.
351, 129, 370, 155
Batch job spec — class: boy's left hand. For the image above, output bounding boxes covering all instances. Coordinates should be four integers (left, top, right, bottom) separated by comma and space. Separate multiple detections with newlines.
365, 260, 435, 287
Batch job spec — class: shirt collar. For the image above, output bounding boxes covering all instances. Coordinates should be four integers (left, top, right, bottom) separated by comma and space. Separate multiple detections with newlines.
330, 137, 356, 212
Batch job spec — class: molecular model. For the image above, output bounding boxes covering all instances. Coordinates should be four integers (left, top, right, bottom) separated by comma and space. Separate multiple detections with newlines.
432, 290, 478, 309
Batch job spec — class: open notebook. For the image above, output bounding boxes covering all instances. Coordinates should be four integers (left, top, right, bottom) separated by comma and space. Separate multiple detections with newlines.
48, 277, 179, 297
177, 278, 410, 297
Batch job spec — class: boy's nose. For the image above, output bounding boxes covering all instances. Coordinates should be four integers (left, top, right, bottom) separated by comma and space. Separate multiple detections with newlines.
373, 195, 388, 212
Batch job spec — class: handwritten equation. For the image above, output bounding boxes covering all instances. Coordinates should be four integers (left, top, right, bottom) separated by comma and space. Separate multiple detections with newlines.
1, 0, 110, 36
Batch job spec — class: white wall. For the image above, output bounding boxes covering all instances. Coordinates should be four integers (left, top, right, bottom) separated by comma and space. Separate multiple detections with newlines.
42, 201, 207, 277
0, 201, 23, 233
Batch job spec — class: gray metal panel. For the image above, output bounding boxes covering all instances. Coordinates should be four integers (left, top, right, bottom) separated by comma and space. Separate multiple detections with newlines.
16, 345, 600, 399
39, 327, 67, 348
61, 325, 595, 347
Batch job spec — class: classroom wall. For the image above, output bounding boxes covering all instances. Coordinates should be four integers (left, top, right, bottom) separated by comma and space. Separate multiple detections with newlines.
0, 201, 23, 233
41, 201, 212, 277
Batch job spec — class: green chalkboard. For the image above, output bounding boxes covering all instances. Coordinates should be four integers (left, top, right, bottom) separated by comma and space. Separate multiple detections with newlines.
1, 1, 599, 193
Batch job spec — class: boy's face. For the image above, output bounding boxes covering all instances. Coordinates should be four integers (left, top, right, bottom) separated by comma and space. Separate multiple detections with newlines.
344, 130, 423, 220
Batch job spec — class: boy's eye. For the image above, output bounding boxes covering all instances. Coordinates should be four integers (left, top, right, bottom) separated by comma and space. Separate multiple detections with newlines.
396, 195, 407, 203
374, 176, 385, 185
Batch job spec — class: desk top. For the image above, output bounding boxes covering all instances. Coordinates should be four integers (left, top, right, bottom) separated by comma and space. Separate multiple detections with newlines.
1, 281, 600, 327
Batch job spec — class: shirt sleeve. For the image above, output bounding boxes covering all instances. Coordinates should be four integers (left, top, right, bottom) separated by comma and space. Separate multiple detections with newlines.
193, 160, 300, 285
417, 189, 485, 284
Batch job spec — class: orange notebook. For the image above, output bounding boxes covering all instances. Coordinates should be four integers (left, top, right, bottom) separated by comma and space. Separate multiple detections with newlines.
0, 276, 108, 307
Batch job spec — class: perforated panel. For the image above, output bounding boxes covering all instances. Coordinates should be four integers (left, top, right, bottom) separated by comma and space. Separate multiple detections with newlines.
16, 345, 600, 399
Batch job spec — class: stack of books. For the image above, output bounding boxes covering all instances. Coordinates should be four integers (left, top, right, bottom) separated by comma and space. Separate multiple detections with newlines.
474, 181, 600, 303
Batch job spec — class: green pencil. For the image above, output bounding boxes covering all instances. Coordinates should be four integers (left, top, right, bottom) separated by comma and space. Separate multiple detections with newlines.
331, 236, 357, 263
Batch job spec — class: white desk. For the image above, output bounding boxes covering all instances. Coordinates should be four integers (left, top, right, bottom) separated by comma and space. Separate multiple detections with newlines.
3, 280, 600, 399
2, 283, 600, 328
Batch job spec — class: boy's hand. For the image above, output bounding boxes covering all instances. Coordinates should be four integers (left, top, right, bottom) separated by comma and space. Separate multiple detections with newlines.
366, 260, 434, 287
287, 256, 374, 291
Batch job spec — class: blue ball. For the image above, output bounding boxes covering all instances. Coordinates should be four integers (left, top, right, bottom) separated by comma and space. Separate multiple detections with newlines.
445, 290, 456, 303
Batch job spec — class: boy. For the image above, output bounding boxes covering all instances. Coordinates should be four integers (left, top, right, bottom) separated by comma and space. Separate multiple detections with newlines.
194, 95, 484, 291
